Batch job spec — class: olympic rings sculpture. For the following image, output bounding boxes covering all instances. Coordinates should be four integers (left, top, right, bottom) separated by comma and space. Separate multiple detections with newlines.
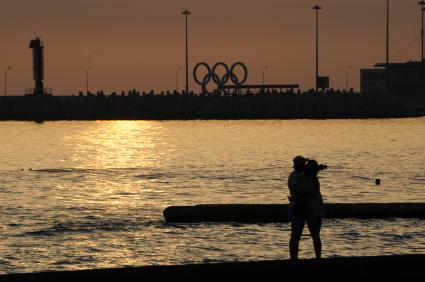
193, 62, 248, 94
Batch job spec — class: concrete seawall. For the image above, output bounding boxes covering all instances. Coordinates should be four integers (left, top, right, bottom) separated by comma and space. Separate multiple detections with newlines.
1, 255, 424, 282
163, 203, 425, 223
1, 95, 424, 120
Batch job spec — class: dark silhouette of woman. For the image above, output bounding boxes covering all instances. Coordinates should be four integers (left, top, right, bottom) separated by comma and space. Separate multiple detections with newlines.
288, 159, 325, 260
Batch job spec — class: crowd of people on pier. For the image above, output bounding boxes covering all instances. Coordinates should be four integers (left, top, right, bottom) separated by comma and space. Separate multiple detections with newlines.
78, 87, 358, 98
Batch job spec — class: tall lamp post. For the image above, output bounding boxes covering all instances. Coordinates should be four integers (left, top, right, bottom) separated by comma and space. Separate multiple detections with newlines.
4, 66, 11, 96
346, 66, 352, 91
182, 9, 191, 95
313, 5, 322, 93
262, 66, 269, 86
86, 67, 93, 95
386, 0, 390, 66
419, 1, 425, 61
385, 0, 390, 95
176, 66, 182, 92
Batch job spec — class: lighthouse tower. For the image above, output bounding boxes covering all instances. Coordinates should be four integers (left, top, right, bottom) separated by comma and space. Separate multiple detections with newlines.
29, 37, 44, 95
27, 37, 51, 96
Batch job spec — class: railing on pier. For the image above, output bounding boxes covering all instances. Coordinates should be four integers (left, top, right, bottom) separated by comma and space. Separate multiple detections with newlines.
25, 88, 53, 96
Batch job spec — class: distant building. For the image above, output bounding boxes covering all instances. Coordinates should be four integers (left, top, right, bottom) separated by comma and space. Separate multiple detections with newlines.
360, 68, 386, 94
26, 37, 52, 96
385, 61, 425, 96
361, 61, 425, 96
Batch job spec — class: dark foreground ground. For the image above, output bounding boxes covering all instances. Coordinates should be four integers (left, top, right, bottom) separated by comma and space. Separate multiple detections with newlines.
1, 255, 424, 282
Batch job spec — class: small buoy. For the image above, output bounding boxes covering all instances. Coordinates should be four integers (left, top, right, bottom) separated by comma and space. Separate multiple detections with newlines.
375, 179, 381, 185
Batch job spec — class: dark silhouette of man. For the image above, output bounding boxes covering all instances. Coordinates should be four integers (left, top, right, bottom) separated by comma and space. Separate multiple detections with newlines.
288, 157, 325, 260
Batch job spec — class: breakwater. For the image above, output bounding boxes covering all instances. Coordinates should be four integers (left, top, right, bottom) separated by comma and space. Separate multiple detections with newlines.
1, 93, 424, 120
1, 255, 424, 282
163, 203, 425, 223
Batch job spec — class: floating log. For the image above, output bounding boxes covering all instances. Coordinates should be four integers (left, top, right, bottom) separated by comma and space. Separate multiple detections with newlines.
1, 255, 424, 282
163, 203, 425, 223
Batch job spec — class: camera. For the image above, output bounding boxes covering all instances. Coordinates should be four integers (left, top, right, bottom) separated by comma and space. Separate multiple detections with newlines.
318, 164, 328, 171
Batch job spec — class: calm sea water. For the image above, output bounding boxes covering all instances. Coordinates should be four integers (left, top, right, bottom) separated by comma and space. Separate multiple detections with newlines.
1, 119, 425, 274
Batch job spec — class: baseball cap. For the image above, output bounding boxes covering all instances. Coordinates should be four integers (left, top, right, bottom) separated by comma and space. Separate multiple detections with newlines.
293, 156, 308, 166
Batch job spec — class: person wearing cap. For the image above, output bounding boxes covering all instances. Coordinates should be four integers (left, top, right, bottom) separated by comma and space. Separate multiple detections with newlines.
288, 156, 307, 201
288, 157, 325, 260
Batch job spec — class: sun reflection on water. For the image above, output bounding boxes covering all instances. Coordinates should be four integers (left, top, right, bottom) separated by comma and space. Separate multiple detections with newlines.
71, 121, 159, 169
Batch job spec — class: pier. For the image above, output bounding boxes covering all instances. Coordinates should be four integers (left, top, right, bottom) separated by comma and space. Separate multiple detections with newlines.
1, 94, 425, 121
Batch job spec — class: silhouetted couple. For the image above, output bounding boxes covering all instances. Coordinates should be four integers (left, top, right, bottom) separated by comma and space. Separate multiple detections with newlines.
288, 156, 326, 260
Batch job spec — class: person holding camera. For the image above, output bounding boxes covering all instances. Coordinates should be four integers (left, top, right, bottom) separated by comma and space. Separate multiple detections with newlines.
288, 157, 326, 260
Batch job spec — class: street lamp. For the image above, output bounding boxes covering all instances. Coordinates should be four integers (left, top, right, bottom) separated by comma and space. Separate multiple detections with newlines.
419, 1, 425, 61
346, 66, 352, 91
313, 5, 322, 93
176, 66, 182, 92
262, 66, 269, 86
86, 67, 93, 95
182, 9, 191, 94
4, 66, 11, 96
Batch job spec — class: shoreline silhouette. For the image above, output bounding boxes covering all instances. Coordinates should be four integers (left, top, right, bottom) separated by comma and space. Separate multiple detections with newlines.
1, 93, 424, 121
1, 255, 424, 281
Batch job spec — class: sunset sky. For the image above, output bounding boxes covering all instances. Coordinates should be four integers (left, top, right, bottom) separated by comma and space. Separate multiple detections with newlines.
0, 0, 423, 95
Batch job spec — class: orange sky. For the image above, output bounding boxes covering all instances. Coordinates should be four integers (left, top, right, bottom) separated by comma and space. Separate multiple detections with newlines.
0, 0, 423, 95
